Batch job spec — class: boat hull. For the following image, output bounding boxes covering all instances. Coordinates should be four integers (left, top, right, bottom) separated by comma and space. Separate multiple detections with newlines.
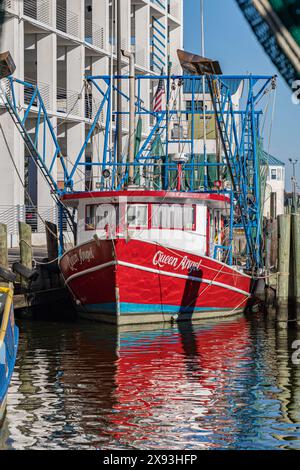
59, 239, 252, 325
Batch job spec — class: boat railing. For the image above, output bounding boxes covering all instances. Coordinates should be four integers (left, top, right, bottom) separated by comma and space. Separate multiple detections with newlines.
87, 159, 228, 193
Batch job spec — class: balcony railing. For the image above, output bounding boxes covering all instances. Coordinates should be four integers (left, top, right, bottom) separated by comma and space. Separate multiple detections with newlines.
0, 205, 25, 236
56, 3, 80, 38
0, 205, 70, 235
57, 86, 81, 116
23, 0, 52, 27
85, 92, 103, 122
109, 37, 128, 55
25, 206, 68, 233
131, 45, 149, 69
24, 77, 51, 110
85, 19, 104, 50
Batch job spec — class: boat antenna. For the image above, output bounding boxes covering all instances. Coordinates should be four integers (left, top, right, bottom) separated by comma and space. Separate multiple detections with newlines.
201, 0, 208, 189
116, 0, 122, 183
109, 0, 114, 171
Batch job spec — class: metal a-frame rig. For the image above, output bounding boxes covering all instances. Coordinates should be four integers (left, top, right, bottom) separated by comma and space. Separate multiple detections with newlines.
0, 53, 276, 271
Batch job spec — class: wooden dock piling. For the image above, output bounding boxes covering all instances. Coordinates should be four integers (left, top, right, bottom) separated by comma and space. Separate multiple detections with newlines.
0, 224, 8, 287
292, 213, 300, 322
0, 224, 8, 270
277, 214, 291, 323
18, 222, 32, 289
45, 221, 58, 262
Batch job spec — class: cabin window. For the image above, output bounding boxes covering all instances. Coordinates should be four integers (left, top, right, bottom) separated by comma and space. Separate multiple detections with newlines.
185, 100, 204, 119
152, 204, 196, 230
271, 169, 277, 180
85, 204, 118, 231
127, 204, 148, 229
183, 205, 196, 230
86, 205, 96, 230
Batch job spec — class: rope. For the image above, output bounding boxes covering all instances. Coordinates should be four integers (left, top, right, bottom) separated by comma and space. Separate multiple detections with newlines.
33, 256, 60, 267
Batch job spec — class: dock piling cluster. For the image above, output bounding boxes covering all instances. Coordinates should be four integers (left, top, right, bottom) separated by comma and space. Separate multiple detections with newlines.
273, 212, 300, 326
0, 220, 73, 316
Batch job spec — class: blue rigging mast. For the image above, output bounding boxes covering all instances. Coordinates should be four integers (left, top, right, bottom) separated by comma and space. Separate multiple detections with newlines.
0, 67, 275, 270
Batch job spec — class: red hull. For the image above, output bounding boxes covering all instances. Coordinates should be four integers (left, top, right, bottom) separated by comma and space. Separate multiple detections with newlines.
59, 239, 252, 324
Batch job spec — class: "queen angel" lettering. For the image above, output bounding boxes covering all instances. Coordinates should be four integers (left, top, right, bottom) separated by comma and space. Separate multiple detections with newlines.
67, 247, 95, 272
152, 251, 202, 273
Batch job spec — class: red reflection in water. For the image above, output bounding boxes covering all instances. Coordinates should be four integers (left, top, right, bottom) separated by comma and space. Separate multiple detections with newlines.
58, 317, 251, 448
106, 318, 251, 445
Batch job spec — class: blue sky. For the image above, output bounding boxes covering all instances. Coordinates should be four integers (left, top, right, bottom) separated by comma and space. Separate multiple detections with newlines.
183, 0, 300, 189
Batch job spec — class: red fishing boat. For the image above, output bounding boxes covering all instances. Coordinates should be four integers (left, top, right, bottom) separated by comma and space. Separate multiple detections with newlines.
59, 190, 252, 325
57, 54, 274, 325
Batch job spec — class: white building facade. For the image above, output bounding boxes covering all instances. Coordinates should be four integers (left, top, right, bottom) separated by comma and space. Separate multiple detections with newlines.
263, 154, 285, 219
0, 0, 183, 244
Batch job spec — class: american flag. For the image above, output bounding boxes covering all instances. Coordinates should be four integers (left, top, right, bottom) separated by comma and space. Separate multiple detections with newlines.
153, 70, 165, 113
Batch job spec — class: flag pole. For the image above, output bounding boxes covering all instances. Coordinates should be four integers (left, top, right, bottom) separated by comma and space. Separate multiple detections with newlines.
117, 0, 122, 182
201, 0, 208, 189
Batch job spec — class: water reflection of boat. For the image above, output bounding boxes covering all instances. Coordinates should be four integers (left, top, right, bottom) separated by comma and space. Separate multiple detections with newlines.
0, 287, 19, 424
4, 316, 300, 449
56, 317, 251, 448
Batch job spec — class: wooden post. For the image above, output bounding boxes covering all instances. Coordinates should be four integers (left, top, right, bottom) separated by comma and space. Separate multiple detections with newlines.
0, 224, 8, 268
277, 214, 291, 323
292, 213, 300, 322
0, 224, 8, 287
45, 221, 58, 262
19, 222, 32, 290
270, 219, 278, 269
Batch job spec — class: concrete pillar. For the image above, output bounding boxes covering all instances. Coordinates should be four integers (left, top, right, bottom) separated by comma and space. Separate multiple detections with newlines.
135, 5, 150, 134
0, 16, 24, 208
135, 4, 150, 70
120, 0, 130, 51
66, 0, 85, 192
66, 41, 85, 191
66, 0, 84, 40
92, 0, 109, 50
91, 56, 110, 186
36, 32, 57, 224
169, 26, 182, 73
50, 0, 57, 28
37, 32, 57, 113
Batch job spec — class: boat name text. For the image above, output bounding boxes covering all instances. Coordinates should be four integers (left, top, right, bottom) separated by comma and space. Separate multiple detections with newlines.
67, 247, 95, 272
152, 251, 202, 272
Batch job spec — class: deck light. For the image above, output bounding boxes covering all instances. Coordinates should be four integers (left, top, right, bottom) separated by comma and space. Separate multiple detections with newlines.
102, 169, 111, 179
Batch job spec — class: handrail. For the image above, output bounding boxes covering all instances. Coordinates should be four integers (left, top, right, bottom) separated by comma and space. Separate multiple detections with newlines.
0, 287, 13, 346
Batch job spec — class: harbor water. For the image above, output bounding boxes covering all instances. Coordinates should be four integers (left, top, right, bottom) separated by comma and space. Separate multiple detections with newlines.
1, 313, 300, 450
